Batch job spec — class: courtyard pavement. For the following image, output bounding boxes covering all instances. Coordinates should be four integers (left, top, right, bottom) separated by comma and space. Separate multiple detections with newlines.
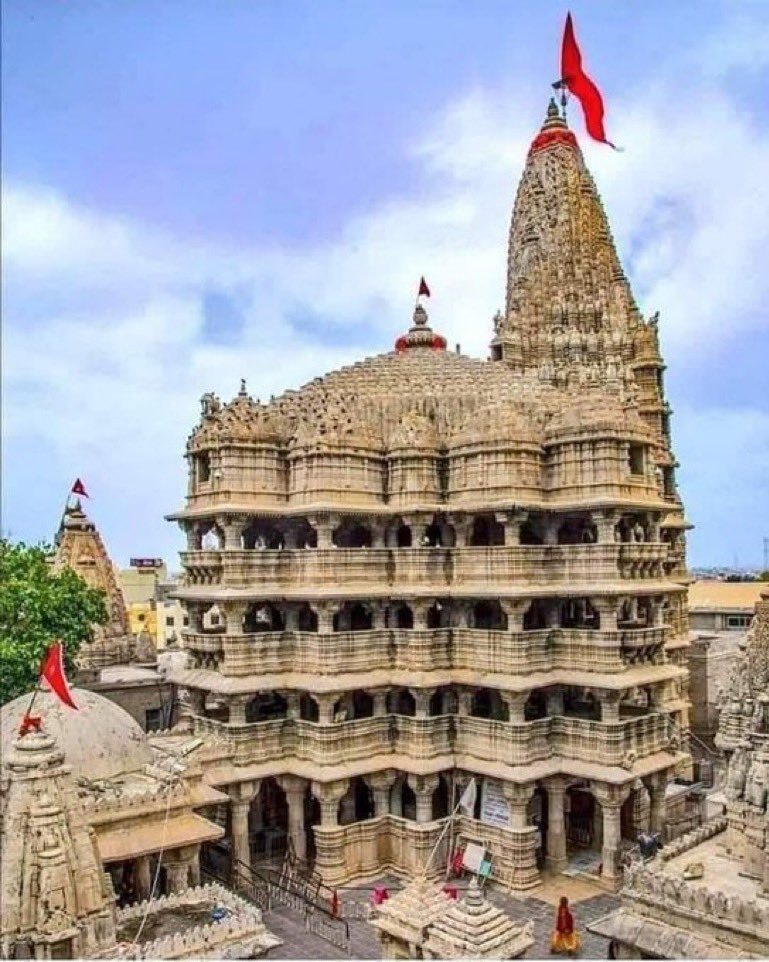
263, 873, 620, 960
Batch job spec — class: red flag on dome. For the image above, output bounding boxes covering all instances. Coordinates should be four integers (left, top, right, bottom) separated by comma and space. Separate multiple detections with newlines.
418, 276, 431, 298
71, 478, 89, 498
40, 641, 78, 709
560, 13, 617, 149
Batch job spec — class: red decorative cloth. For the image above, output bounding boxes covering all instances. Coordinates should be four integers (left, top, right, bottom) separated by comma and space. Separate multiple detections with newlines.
71, 477, 89, 498
561, 13, 617, 148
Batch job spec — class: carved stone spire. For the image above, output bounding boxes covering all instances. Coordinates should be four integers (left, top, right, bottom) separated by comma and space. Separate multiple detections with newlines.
492, 99, 641, 384
0, 727, 117, 959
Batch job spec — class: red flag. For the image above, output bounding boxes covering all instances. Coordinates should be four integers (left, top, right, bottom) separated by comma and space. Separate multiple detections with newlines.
560, 13, 617, 149
40, 642, 78, 709
418, 276, 431, 298
71, 478, 89, 498
330, 889, 340, 917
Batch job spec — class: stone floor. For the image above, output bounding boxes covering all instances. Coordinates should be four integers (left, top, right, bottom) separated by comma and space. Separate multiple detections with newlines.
263, 874, 620, 960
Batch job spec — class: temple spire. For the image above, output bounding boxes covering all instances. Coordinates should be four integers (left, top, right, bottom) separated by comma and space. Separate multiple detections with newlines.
491, 99, 639, 386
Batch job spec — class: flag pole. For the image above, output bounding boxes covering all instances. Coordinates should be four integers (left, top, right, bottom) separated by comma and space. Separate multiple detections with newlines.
422, 797, 462, 880
445, 771, 457, 878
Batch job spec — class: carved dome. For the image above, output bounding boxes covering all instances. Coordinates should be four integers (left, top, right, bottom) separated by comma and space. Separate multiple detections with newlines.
0, 687, 152, 783
388, 412, 441, 452
449, 402, 537, 450
189, 383, 289, 451
544, 397, 651, 442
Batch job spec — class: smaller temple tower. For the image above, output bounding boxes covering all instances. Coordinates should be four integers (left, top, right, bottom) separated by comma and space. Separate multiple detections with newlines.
0, 726, 118, 959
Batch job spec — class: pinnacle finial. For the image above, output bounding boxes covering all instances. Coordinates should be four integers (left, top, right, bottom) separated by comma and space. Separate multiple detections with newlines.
238, 378, 248, 397
413, 303, 428, 327
542, 97, 568, 132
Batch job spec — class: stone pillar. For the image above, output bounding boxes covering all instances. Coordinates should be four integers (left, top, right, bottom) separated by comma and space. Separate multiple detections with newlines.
135, 855, 152, 901
187, 603, 205, 634
313, 515, 337, 549
593, 783, 632, 883
339, 789, 356, 826
218, 515, 245, 551
599, 691, 622, 724
457, 689, 473, 716
503, 782, 536, 830
188, 845, 201, 887
544, 601, 561, 629
228, 694, 249, 725
371, 603, 386, 630
643, 771, 668, 837
224, 601, 248, 635
546, 688, 564, 717
278, 775, 309, 864
184, 522, 200, 552
500, 600, 526, 632
229, 780, 260, 888
408, 516, 428, 546
370, 520, 386, 549
285, 691, 301, 719
411, 601, 430, 630
594, 597, 619, 632
452, 516, 472, 547
165, 854, 191, 894
499, 512, 524, 546
365, 771, 398, 817
408, 774, 440, 823
176, 686, 205, 733
502, 691, 529, 723
543, 776, 569, 872
311, 602, 336, 634
410, 687, 434, 718
314, 693, 338, 725
543, 516, 559, 545
390, 778, 404, 817
312, 779, 349, 827
284, 606, 300, 631
593, 510, 618, 544
372, 690, 388, 716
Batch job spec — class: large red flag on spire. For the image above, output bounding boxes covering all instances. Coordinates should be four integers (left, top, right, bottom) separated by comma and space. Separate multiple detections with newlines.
560, 13, 617, 149
71, 478, 89, 498
40, 642, 78, 709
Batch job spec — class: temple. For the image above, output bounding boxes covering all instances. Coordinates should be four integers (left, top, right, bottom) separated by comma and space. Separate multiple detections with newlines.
162, 100, 693, 894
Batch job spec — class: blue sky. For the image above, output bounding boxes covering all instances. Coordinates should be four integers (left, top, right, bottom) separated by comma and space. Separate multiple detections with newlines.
3, 0, 769, 569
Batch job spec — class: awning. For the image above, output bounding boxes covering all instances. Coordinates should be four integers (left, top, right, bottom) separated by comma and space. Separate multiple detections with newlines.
96, 812, 223, 863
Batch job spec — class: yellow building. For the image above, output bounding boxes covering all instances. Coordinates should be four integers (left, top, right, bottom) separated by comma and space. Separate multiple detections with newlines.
117, 559, 167, 645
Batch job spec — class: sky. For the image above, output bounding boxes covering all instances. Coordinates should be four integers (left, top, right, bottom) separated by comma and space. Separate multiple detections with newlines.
3, 0, 769, 570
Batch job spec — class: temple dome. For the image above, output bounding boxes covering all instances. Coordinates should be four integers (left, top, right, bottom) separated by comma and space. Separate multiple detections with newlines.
0, 687, 152, 783
450, 402, 537, 449
545, 397, 651, 442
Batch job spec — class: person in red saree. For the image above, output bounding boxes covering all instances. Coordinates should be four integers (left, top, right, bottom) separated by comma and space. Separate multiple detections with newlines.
550, 895, 580, 955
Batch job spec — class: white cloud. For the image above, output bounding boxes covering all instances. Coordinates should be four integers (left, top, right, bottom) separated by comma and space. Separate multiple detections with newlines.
3, 41, 769, 565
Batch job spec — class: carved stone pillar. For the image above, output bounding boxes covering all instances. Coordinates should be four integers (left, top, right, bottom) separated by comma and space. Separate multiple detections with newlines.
313, 693, 338, 725
218, 515, 245, 551
370, 520, 386, 548
312, 779, 349, 827
408, 516, 428, 546
284, 606, 300, 631
390, 778, 404, 817
502, 691, 529, 723
165, 855, 191, 894
452, 516, 472, 547
372, 690, 388, 716
365, 770, 397, 817
177, 686, 205, 732
543, 516, 559, 545
228, 694, 249, 725
408, 774, 440, 823
643, 771, 668, 837
498, 512, 523, 546
593, 510, 618, 544
543, 776, 569, 872
546, 687, 564, 717
503, 782, 536, 830
312, 515, 337, 549
593, 783, 632, 882
229, 780, 260, 888
224, 601, 248, 635
285, 691, 301, 719
410, 687, 434, 718
339, 789, 356, 826
311, 602, 336, 634
186, 603, 206, 634
411, 601, 430, 630
371, 603, 386, 630
594, 597, 619, 632
457, 689, 473, 716
184, 522, 200, 551
278, 775, 308, 864
135, 855, 152, 901
500, 600, 526, 632
599, 690, 622, 723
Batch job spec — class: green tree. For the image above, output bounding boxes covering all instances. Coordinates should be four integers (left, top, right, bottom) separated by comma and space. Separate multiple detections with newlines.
0, 539, 109, 705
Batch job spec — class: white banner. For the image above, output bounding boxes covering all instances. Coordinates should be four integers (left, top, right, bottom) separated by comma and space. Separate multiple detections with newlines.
479, 778, 510, 828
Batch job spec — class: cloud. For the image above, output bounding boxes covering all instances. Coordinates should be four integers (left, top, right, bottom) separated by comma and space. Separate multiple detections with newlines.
3, 38, 769, 566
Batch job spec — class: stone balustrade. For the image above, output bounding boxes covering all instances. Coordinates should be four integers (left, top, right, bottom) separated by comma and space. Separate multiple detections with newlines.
189, 711, 672, 772
179, 542, 670, 591
182, 626, 667, 678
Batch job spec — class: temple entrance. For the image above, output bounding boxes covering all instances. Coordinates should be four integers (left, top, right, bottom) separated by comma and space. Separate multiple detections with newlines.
250, 778, 288, 867
566, 784, 596, 851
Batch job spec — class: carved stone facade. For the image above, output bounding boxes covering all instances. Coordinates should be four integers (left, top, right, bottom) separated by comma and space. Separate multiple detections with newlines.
591, 590, 769, 958
164, 102, 691, 892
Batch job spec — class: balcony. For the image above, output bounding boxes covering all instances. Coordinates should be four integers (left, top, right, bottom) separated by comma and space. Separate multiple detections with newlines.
182, 625, 654, 679
179, 542, 672, 592
189, 710, 672, 773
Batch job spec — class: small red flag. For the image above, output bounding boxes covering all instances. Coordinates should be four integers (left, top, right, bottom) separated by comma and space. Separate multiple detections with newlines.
560, 13, 617, 149
71, 478, 89, 498
40, 642, 78, 709
418, 276, 431, 298
330, 889, 340, 917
